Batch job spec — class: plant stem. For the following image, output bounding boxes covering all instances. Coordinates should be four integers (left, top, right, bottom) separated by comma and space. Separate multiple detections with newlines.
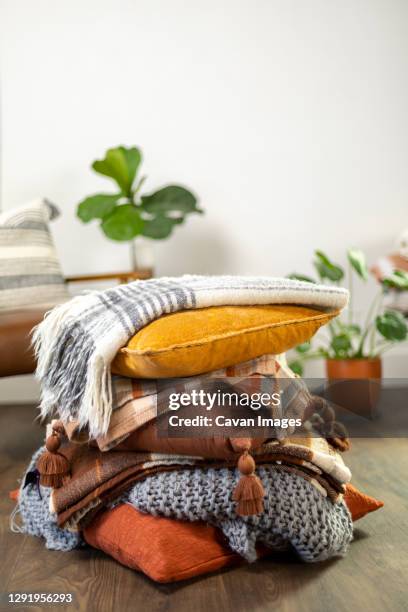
371, 342, 395, 357
354, 323, 373, 358
354, 290, 382, 357
369, 291, 383, 356
133, 175, 147, 198
328, 320, 338, 341
129, 240, 138, 271
296, 350, 329, 366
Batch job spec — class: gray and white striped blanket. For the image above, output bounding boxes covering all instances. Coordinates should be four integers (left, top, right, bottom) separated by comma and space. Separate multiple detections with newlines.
33, 275, 348, 437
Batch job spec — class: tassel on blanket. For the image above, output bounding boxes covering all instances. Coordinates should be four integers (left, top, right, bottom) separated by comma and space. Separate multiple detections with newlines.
36, 422, 70, 488
233, 450, 265, 516
306, 395, 351, 452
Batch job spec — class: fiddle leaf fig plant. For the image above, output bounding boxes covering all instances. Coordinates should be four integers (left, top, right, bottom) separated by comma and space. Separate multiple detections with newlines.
288, 249, 408, 375
77, 146, 202, 242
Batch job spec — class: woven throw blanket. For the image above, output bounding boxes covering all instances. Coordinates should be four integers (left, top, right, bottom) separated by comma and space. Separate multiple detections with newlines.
15, 449, 82, 552
63, 354, 311, 451
33, 275, 348, 437
16, 454, 352, 562
124, 466, 353, 562
46, 431, 349, 528
256, 437, 351, 486
48, 444, 209, 528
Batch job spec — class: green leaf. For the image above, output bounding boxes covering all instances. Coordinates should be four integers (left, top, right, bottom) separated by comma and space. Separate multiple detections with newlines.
376, 311, 408, 341
331, 334, 352, 355
313, 250, 344, 282
141, 185, 201, 214
338, 323, 362, 336
121, 147, 142, 189
77, 194, 121, 222
287, 273, 316, 284
296, 341, 311, 354
141, 214, 176, 240
347, 249, 368, 280
289, 360, 303, 376
172, 216, 185, 225
92, 146, 141, 196
382, 270, 408, 290
101, 204, 144, 241
314, 347, 330, 358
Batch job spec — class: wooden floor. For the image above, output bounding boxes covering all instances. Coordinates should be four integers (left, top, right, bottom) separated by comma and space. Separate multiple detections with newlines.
0, 404, 407, 612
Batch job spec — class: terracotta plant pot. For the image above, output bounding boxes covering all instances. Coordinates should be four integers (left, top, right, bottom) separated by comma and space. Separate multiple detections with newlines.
325, 358, 382, 418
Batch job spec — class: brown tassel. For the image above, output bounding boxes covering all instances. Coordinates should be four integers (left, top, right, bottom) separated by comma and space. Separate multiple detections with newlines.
232, 451, 265, 516
36, 427, 70, 489
328, 421, 351, 452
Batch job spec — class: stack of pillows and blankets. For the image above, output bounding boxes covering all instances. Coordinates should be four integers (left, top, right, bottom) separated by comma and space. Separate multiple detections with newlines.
12, 276, 383, 583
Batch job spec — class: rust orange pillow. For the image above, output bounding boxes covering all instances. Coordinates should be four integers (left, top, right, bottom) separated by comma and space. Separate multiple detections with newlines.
83, 504, 243, 583
83, 484, 383, 583
111, 304, 338, 378
344, 483, 384, 521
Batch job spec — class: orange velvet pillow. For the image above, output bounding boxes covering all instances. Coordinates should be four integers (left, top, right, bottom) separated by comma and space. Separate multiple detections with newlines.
343, 483, 384, 521
111, 304, 338, 379
83, 504, 243, 583
83, 484, 383, 583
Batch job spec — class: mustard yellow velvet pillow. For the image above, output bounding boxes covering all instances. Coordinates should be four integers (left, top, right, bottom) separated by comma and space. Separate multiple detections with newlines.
111, 304, 338, 378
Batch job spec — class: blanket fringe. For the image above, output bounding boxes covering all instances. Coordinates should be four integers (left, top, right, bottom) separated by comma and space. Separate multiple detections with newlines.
31, 277, 349, 438
80, 355, 113, 437
32, 296, 86, 381
10, 502, 24, 534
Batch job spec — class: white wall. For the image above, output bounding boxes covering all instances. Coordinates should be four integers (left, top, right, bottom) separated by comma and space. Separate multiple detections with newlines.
1, 0, 407, 401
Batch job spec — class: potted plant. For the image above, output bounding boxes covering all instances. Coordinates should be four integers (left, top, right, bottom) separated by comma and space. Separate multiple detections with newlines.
77, 145, 203, 270
288, 250, 408, 413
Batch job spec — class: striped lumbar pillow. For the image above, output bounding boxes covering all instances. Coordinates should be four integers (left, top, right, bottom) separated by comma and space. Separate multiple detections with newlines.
0, 198, 69, 311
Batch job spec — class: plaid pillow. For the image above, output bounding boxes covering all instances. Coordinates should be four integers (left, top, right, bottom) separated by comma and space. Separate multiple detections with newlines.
0, 198, 69, 311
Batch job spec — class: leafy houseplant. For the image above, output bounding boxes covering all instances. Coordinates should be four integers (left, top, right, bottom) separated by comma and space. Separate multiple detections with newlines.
77, 146, 203, 269
288, 249, 408, 378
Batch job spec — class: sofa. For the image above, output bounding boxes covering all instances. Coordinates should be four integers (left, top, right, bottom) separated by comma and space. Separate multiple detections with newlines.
0, 270, 152, 378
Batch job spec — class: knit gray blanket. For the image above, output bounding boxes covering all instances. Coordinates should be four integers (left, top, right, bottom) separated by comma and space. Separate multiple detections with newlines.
33, 275, 348, 437
17, 451, 352, 562
124, 466, 353, 562
13, 448, 82, 551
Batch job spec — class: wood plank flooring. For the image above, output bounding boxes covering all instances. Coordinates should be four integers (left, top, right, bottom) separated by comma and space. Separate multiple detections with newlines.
0, 404, 407, 612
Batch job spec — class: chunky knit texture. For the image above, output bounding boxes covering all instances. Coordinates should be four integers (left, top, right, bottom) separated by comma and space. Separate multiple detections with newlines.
17, 448, 82, 551
125, 465, 353, 562
16, 452, 352, 562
